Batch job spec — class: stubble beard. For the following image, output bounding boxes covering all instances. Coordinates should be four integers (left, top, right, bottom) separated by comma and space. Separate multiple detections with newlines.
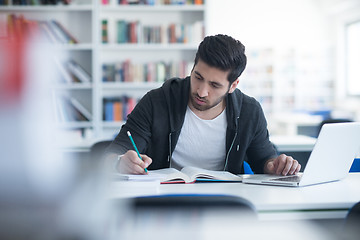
190, 92, 227, 112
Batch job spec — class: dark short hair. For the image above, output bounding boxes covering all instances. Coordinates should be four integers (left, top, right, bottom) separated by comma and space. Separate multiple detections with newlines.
194, 34, 247, 84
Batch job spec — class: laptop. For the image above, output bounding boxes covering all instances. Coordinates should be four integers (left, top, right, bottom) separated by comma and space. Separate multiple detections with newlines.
242, 122, 360, 187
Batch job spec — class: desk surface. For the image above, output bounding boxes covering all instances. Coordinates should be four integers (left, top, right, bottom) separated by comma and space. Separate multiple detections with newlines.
109, 173, 360, 221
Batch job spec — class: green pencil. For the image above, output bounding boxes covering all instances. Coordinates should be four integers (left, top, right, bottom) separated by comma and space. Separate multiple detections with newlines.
127, 131, 148, 173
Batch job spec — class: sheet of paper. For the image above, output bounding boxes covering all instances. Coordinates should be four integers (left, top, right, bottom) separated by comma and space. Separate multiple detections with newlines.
112, 172, 166, 182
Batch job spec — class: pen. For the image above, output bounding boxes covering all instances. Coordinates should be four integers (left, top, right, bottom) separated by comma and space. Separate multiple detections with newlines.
127, 131, 148, 173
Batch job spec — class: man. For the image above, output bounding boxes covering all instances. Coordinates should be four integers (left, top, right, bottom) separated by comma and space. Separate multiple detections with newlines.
105, 34, 300, 176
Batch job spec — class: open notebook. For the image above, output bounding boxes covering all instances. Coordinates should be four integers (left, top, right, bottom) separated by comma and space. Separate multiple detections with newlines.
113, 166, 242, 184
242, 122, 360, 187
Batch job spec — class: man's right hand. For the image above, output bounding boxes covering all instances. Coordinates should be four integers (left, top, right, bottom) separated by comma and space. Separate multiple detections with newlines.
115, 150, 152, 174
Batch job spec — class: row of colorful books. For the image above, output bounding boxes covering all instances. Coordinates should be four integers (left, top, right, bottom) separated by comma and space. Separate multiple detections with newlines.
54, 95, 92, 122
102, 60, 192, 82
102, 19, 204, 44
102, 0, 203, 5
6, 14, 78, 44
56, 59, 92, 83
3, 0, 70, 5
103, 96, 139, 122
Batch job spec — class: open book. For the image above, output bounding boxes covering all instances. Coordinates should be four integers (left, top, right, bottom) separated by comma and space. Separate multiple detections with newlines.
115, 166, 243, 184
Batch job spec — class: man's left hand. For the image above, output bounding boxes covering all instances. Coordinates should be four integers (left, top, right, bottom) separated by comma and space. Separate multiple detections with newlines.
264, 154, 301, 175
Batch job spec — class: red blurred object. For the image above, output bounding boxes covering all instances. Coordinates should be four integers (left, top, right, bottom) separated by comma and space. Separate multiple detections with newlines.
0, 14, 38, 104
0, 38, 25, 103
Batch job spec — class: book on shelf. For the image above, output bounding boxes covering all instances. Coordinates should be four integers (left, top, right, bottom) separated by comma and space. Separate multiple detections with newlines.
145, 62, 155, 82
55, 96, 77, 122
6, 14, 78, 45
156, 62, 166, 82
69, 97, 92, 121
132, 63, 144, 82
102, 64, 115, 82
103, 96, 138, 122
102, 60, 191, 83
114, 166, 243, 184
11, 0, 71, 5
122, 59, 131, 82
104, 99, 114, 121
54, 59, 91, 83
38, 21, 59, 43
50, 20, 78, 44
116, 20, 127, 43
54, 58, 73, 84
114, 19, 204, 44
114, 62, 124, 82
113, 101, 123, 121
46, 20, 78, 44
102, 20, 108, 44
115, 0, 203, 5
55, 95, 92, 122
116, 20, 139, 43
66, 60, 91, 83
44, 21, 66, 43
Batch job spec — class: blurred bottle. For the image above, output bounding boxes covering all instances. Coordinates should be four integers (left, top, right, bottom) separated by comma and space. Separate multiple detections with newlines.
0, 17, 121, 240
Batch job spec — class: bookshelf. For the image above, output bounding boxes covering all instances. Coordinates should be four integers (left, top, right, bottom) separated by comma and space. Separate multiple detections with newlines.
0, 0, 206, 145
97, 0, 206, 139
240, 46, 334, 134
0, 0, 95, 141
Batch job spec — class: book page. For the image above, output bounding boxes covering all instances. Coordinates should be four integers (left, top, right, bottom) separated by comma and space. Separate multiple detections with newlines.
112, 172, 164, 182
181, 166, 243, 182
149, 168, 191, 183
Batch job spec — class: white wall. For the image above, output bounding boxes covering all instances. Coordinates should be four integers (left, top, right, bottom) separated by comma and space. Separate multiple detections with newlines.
206, 0, 333, 49
206, 0, 360, 121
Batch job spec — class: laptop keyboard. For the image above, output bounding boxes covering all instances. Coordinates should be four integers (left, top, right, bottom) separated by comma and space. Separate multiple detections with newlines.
270, 175, 302, 182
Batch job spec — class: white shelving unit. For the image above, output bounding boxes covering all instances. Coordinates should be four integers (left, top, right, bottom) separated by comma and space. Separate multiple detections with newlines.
0, 0, 96, 141
97, 2, 206, 139
0, 1, 206, 147
240, 47, 335, 118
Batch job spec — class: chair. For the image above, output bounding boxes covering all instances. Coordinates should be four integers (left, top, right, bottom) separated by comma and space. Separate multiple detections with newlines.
243, 161, 254, 174
342, 201, 360, 240
74, 140, 112, 175
316, 118, 353, 137
130, 194, 257, 223
89, 140, 113, 162
109, 194, 257, 238
133, 194, 256, 212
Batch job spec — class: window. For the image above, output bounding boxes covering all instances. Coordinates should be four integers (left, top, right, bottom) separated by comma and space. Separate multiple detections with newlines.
346, 20, 360, 95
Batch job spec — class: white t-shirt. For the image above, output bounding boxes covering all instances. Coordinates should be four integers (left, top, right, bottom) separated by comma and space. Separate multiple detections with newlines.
171, 106, 227, 170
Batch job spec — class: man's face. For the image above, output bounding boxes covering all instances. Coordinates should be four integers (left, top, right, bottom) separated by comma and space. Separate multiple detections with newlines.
189, 59, 238, 113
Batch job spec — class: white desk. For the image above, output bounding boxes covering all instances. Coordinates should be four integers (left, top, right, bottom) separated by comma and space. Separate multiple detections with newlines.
109, 173, 360, 221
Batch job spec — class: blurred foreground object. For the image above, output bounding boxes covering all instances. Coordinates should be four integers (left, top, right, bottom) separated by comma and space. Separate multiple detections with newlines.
0, 20, 117, 240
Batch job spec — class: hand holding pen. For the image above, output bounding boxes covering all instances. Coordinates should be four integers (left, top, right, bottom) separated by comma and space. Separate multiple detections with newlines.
115, 131, 152, 174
